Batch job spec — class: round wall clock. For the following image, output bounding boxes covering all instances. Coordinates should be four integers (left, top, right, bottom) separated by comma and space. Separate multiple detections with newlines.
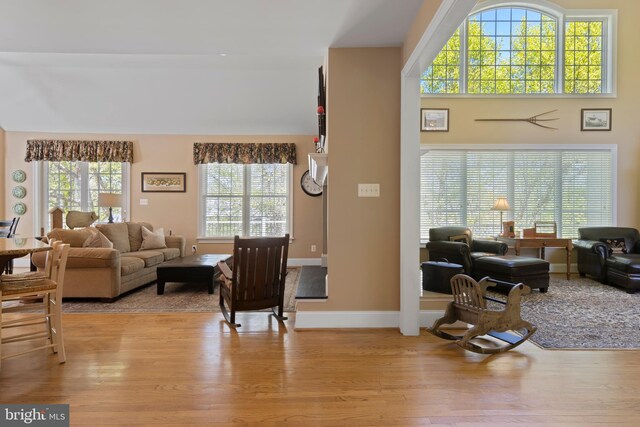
12, 185, 27, 199
12, 169, 26, 183
300, 170, 323, 197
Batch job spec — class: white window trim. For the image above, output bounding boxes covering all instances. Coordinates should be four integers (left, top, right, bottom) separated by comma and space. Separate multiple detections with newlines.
419, 143, 618, 243
33, 161, 130, 235
196, 163, 294, 243
421, 0, 617, 98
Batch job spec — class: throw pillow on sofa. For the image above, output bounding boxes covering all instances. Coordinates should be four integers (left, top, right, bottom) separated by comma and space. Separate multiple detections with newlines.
140, 226, 167, 250
96, 222, 131, 253
83, 227, 114, 249
47, 228, 93, 247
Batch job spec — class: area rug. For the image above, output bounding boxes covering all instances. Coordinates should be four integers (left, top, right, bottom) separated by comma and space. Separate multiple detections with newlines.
491, 276, 640, 350
60, 267, 300, 314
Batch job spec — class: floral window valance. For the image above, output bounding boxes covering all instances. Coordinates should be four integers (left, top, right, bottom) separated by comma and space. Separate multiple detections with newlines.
24, 140, 134, 163
193, 142, 296, 165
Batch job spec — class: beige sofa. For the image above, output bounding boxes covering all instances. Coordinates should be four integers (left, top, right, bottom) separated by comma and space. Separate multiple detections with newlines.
32, 222, 185, 301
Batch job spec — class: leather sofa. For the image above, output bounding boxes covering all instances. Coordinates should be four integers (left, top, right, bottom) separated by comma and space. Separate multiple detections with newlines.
32, 222, 185, 301
574, 227, 640, 282
574, 226, 640, 293
426, 227, 508, 275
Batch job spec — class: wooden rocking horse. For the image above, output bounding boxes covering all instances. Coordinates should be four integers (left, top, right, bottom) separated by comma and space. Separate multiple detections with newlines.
427, 274, 537, 354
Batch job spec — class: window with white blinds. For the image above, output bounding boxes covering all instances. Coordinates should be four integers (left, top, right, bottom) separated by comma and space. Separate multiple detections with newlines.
420, 147, 614, 240
199, 163, 291, 238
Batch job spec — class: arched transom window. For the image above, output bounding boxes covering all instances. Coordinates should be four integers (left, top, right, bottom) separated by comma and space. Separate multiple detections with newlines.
421, 2, 615, 95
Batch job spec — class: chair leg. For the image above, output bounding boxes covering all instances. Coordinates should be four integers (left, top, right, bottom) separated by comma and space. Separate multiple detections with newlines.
52, 291, 65, 363
219, 295, 241, 328
271, 305, 288, 322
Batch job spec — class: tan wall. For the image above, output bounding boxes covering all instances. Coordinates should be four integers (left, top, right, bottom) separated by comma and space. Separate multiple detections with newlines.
420, 0, 640, 266
298, 47, 402, 312
3, 132, 323, 258
402, 0, 444, 66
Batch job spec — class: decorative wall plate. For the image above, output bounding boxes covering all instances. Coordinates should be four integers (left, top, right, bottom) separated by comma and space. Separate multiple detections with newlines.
13, 202, 27, 215
12, 185, 27, 199
12, 169, 26, 183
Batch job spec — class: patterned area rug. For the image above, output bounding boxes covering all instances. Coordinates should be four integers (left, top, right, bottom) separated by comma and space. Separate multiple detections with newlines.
491, 276, 640, 350
59, 267, 300, 314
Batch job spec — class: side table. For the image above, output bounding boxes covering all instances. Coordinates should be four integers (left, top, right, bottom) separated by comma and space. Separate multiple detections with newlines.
497, 237, 572, 280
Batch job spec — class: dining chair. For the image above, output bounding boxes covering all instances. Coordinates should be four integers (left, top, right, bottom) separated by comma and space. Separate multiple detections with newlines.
0, 217, 20, 274
217, 234, 290, 328
0, 240, 70, 371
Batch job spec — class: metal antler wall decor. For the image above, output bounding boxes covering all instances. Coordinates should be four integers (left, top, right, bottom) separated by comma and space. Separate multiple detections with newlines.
475, 109, 559, 130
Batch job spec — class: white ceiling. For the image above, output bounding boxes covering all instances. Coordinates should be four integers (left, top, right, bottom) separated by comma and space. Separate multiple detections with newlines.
0, 0, 423, 135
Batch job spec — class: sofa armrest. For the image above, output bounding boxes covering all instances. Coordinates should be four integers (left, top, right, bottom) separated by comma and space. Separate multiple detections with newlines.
166, 235, 186, 257
573, 239, 608, 258
32, 247, 119, 270
472, 239, 508, 255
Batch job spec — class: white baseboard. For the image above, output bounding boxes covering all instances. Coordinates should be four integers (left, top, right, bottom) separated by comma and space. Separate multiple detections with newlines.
288, 258, 322, 267
294, 311, 399, 329
550, 263, 578, 273
294, 309, 466, 330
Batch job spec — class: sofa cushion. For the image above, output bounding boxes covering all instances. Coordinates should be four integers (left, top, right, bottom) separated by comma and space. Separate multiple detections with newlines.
140, 226, 167, 250
155, 247, 180, 261
120, 256, 145, 276
66, 248, 119, 268
83, 227, 114, 249
122, 251, 164, 268
96, 223, 131, 253
48, 228, 93, 247
127, 222, 154, 252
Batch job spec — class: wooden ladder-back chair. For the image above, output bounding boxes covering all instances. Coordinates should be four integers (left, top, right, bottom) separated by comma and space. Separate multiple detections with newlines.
217, 234, 290, 328
0, 218, 20, 273
427, 274, 537, 354
0, 241, 70, 370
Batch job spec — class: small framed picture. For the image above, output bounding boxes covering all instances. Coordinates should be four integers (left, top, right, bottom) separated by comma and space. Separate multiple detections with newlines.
421, 108, 449, 132
141, 172, 186, 193
581, 108, 612, 131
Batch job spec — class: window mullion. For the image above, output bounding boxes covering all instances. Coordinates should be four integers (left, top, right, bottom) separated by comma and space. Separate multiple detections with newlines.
80, 162, 89, 211
557, 15, 564, 94
243, 165, 251, 237
460, 22, 468, 94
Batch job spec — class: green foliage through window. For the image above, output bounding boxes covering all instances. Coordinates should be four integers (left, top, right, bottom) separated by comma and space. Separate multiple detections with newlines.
201, 163, 290, 238
421, 4, 608, 95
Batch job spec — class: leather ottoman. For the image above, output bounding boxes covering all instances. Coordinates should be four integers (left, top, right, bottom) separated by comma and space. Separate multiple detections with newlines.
605, 254, 640, 294
473, 255, 550, 293
421, 260, 464, 294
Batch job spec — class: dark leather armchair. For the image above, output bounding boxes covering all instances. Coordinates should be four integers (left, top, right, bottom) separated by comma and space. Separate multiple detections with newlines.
574, 227, 640, 283
426, 227, 508, 275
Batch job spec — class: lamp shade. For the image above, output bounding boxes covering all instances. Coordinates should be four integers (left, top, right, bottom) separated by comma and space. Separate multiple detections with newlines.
491, 197, 510, 211
97, 193, 122, 207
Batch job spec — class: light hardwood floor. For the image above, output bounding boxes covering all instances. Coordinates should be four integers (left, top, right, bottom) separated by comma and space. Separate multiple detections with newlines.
1, 312, 640, 426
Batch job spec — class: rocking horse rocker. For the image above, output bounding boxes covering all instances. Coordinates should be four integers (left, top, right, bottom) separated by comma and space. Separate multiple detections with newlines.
427, 274, 537, 354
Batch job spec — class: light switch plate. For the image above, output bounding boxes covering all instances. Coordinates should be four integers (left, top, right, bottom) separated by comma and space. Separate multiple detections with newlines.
358, 183, 380, 197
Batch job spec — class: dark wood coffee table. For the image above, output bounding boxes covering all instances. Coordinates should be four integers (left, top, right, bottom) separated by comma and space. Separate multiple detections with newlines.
156, 254, 232, 295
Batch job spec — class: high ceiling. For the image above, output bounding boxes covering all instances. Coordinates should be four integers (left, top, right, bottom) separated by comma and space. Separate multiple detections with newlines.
0, 0, 423, 135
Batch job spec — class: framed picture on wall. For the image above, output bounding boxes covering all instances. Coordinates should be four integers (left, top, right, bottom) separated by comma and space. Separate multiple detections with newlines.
420, 108, 449, 132
581, 108, 612, 131
141, 172, 186, 192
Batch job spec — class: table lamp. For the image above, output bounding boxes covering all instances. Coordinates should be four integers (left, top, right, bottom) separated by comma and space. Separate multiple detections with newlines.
98, 193, 122, 223
491, 197, 510, 235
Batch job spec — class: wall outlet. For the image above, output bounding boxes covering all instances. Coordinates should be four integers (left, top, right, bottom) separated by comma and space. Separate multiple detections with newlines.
311, 245, 317, 253
191, 245, 197, 254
